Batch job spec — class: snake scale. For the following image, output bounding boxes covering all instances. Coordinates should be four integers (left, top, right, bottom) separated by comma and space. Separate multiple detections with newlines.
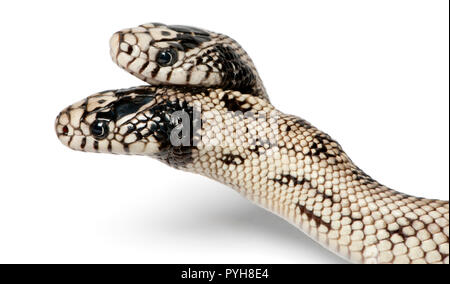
55, 23, 449, 264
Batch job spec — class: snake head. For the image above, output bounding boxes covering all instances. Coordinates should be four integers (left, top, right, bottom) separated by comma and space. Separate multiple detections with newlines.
55, 86, 195, 167
109, 22, 267, 99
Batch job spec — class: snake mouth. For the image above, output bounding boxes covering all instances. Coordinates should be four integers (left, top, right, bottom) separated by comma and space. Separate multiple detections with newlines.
109, 32, 120, 63
109, 31, 160, 84
55, 111, 69, 136
55, 110, 76, 149
54, 113, 93, 152
110, 31, 146, 72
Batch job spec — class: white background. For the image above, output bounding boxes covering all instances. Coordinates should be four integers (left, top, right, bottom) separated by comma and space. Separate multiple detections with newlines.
0, 0, 448, 264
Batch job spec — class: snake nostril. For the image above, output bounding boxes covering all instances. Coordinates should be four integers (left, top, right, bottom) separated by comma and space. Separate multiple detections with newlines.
126, 45, 133, 55
62, 126, 69, 135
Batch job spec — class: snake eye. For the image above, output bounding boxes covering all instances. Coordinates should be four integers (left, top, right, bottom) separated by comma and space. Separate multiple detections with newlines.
156, 48, 178, 66
90, 119, 110, 140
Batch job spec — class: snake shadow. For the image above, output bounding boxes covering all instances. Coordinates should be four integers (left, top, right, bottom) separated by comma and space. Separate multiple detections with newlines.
150, 182, 349, 264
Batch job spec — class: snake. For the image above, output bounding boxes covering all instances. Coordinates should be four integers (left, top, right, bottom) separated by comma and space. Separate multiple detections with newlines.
55, 23, 449, 264
109, 23, 268, 101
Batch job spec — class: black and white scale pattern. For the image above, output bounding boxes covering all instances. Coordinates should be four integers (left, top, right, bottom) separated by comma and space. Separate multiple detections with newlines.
109, 23, 268, 101
56, 86, 449, 264
55, 23, 449, 264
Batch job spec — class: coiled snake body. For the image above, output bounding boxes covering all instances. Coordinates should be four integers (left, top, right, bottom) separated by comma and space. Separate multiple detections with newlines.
55, 23, 449, 264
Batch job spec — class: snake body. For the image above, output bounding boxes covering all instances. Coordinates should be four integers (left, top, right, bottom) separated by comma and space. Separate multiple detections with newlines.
55, 23, 449, 264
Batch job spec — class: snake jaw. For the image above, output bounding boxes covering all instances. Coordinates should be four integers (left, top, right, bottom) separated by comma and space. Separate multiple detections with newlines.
109, 32, 120, 64
55, 87, 195, 163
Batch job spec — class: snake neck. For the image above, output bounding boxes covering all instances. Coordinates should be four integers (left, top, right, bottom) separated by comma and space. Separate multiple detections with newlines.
168, 90, 449, 264
212, 34, 268, 101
